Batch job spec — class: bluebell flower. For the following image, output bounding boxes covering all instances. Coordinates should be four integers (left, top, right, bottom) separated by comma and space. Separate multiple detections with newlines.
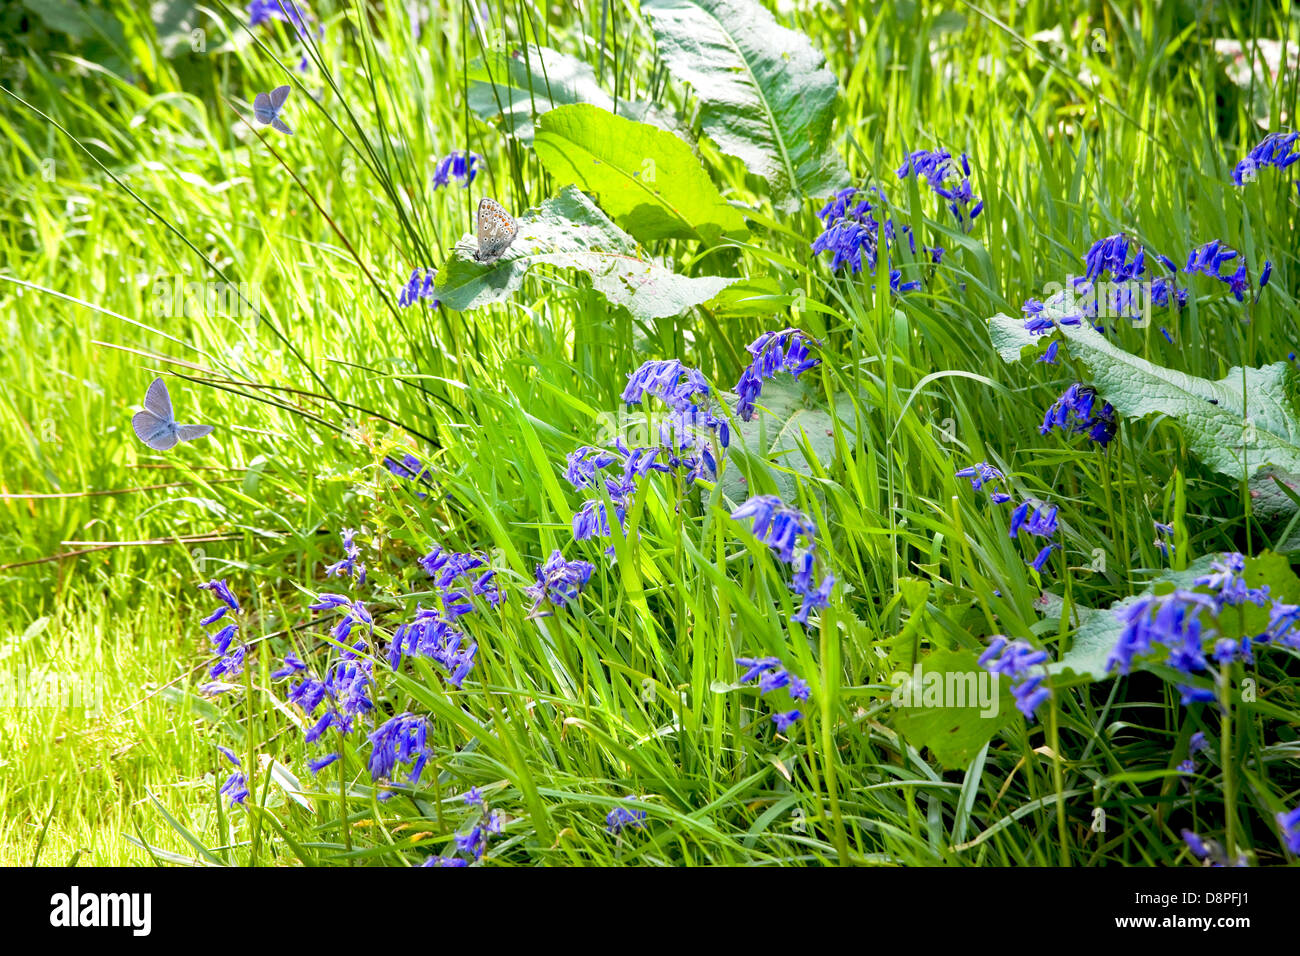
433, 151, 482, 189
308, 753, 339, 774
200, 606, 228, 626
398, 268, 438, 308
564, 446, 620, 490
1107, 589, 1216, 677
955, 461, 1011, 504
1278, 805, 1300, 854
367, 712, 430, 786
525, 550, 594, 613
209, 623, 240, 656
325, 528, 366, 585
1029, 543, 1056, 572
463, 787, 484, 807
199, 579, 241, 613
733, 328, 820, 421
1009, 501, 1058, 539
730, 495, 818, 564
217, 746, 240, 766
606, 802, 648, 835
455, 824, 487, 860
1194, 552, 1269, 608
221, 771, 249, 805
736, 656, 782, 683
1232, 131, 1300, 185
896, 148, 982, 227
771, 709, 803, 732
1182, 829, 1211, 860
420, 545, 502, 617
978, 637, 1050, 721
792, 573, 834, 625
271, 652, 307, 680
1178, 684, 1217, 706
1266, 600, 1300, 649
1037, 340, 1060, 365
1040, 383, 1117, 446
422, 855, 468, 867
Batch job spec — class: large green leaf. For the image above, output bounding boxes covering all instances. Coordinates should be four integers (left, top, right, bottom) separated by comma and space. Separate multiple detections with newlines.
717, 378, 851, 503
533, 105, 748, 243
989, 313, 1300, 481
641, 0, 850, 213
433, 186, 736, 319
889, 649, 1015, 770
467, 44, 679, 144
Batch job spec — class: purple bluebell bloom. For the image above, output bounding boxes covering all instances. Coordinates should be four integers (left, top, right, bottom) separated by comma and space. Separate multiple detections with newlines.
606, 802, 648, 835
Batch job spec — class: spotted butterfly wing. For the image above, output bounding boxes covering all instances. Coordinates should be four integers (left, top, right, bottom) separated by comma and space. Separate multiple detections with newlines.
473, 198, 518, 263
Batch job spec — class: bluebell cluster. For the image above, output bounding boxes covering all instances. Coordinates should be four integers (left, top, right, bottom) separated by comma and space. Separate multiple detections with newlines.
1008, 499, 1059, 573
397, 268, 438, 308
384, 451, 433, 497
567, 360, 729, 554
954, 461, 1011, 504
735, 656, 811, 732
1184, 240, 1271, 303
730, 495, 835, 625
367, 712, 431, 787
198, 579, 245, 695
811, 184, 934, 291
896, 148, 983, 227
432, 150, 482, 189
606, 801, 648, 836
217, 746, 247, 806
1278, 806, 1300, 855
1104, 552, 1300, 707
733, 327, 820, 421
525, 550, 595, 614
325, 528, 365, 585
1040, 383, 1117, 447
451, 791, 504, 861
978, 636, 1050, 720
1022, 234, 1185, 344
1232, 131, 1299, 186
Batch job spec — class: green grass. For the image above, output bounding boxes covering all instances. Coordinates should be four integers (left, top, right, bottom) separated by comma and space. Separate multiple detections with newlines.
1, 0, 1298, 866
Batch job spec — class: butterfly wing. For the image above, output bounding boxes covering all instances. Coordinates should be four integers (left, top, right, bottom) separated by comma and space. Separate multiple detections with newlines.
269, 85, 291, 110
176, 423, 214, 443
270, 116, 294, 135
132, 410, 179, 451
473, 198, 519, 263
142, 377, 174, 420
253, 91, 273, 124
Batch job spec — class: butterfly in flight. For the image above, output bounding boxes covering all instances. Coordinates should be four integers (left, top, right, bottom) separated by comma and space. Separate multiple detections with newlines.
132, 378, 214, 451
253, 85, 293, 135
472, 198, 519, 263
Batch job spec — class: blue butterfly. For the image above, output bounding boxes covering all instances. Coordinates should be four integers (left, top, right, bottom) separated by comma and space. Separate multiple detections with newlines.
253, 85, 293, 135
132, 378, 213, 451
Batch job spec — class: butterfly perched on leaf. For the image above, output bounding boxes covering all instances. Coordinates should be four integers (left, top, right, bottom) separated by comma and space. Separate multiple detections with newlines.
132, 378, 213, 451
253, 85, 293, 134
472, 198, 518, 263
